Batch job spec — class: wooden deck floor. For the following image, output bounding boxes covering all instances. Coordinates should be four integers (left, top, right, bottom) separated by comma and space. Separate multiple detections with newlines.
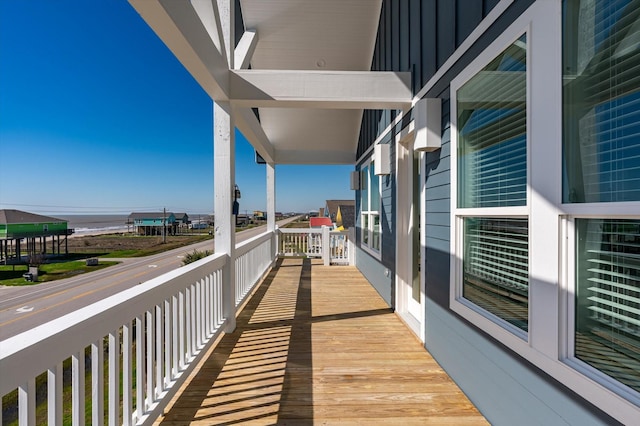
157, 258, 488, 425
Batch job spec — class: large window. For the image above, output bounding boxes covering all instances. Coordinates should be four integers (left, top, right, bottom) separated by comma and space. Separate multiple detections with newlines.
564, 0, 640, 398
455, 34, 529, 334
360, 160, 381, 255
448, 1, 640, 420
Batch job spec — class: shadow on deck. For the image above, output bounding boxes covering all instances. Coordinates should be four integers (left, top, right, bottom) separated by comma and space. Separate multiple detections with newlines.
157, 258, 487, 425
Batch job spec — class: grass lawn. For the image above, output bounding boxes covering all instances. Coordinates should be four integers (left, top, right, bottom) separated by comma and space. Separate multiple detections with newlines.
0, 234, 212, 286
0, 261, 119, 286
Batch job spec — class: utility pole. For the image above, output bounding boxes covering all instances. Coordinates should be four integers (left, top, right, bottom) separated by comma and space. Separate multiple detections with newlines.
163, 207, 167, 244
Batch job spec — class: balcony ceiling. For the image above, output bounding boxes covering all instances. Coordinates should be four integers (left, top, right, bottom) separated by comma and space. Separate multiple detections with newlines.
239, 0, 382, 164
129, 0, 411, 165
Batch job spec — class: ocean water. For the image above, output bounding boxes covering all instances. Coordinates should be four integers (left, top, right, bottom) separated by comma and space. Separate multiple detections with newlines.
55, 214, 131, 235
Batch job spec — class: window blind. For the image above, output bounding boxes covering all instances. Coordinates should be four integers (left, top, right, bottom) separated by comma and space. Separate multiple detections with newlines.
563, 0, 640, 203
458, 35, 527, 208
463, 217, 529, 331
575, 218, 640, 392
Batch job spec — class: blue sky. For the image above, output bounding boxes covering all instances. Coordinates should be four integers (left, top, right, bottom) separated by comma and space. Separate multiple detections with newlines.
0, 0, 354, 215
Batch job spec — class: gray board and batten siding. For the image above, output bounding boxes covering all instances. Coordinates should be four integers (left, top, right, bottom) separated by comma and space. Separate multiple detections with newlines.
355, 1, 619, 425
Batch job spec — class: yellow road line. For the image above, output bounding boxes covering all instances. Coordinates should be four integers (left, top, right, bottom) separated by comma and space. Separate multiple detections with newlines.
0, 266, 164, 328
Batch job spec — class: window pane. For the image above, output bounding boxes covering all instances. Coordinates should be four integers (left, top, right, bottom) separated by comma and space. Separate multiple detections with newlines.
457, 35, 527, 208
372, 214, 381, 251
361, 166, 369, 209
575, 219, 640, 392
463, 217, 529, 331
362, 214, 369, 245
563, 0, 640, 202
370, 163, 380, 211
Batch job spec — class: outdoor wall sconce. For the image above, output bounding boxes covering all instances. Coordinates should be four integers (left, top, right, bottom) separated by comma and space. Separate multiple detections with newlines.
350, 170, 360, 190
374, 144, 391, 175
233, 184, 241, 216
414, 97, 442, 152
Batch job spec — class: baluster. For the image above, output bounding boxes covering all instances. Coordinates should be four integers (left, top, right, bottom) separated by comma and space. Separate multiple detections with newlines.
190, 284, 197, 353
146, 310, 154, 404
48, 363, 63, 425
72, 350, 85, 425
122, 322, 133, 426
164, 299, 172, 387
205, 276, 211, 336
195, 281, 202, 347
92, 339, 104, 426
185, 286, 192, 360
18, 379, 35, 426
155, 304, 162, 395
178, 291, 186, 369
172, 295, 179, 377
108, 330, 120, 425
135, 316, 144, 420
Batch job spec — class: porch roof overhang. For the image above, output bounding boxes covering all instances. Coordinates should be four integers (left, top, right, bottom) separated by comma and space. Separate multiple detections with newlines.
128, 0, 412, 165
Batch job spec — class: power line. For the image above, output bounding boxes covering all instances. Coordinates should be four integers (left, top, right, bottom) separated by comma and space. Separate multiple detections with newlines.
0, 202, 166, 211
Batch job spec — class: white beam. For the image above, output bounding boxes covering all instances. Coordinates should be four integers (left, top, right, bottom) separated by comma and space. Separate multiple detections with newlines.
234, 30, 258, 70
215, 0, 234, 68
229, 70, 412, 109
233, 106, 275, 164
190, 0, 228, 67
275, 149, 355, 165
128, 0, 229, 100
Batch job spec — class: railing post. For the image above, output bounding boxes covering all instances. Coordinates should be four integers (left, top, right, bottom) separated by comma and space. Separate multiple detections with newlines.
322, 225, 330, 266
348, 227, 356, 266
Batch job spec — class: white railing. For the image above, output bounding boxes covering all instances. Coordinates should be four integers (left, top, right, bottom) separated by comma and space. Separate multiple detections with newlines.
329, 230, 350, 265
0, 231, 277, 426
235, 231, 276, 307
277, 226, 354, 266
278, 228, 323, 257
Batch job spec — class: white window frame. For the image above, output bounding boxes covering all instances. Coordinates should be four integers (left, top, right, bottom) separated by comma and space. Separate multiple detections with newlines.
450, 1, 640, 423
450, 20, 533, 344
360, 156, 382, 260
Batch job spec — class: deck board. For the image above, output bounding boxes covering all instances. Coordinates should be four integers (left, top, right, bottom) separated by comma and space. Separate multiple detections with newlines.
157, 258, 488, 425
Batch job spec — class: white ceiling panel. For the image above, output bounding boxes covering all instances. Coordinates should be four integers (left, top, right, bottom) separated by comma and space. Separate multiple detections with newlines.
238, 0, 383, 164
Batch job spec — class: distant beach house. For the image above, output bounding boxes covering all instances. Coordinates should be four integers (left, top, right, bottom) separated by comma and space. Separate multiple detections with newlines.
128, 212, 177, 236
173, 213, 190, 231
0, 209, 73, 264
324, 200, 355, 229
335, 204, 355, 229
309, 217, 333, 229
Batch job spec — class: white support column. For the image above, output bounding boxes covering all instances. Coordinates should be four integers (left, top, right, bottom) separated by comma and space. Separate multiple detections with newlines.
213, 0, 236, 333
267, 163, 276, 259
214, 100, 236, 332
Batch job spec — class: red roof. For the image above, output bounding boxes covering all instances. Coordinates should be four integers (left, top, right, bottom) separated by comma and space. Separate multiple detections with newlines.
309, 217, 333, 228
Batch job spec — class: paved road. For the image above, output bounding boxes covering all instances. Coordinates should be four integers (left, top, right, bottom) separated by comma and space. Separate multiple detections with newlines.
0, 218, 299, 340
